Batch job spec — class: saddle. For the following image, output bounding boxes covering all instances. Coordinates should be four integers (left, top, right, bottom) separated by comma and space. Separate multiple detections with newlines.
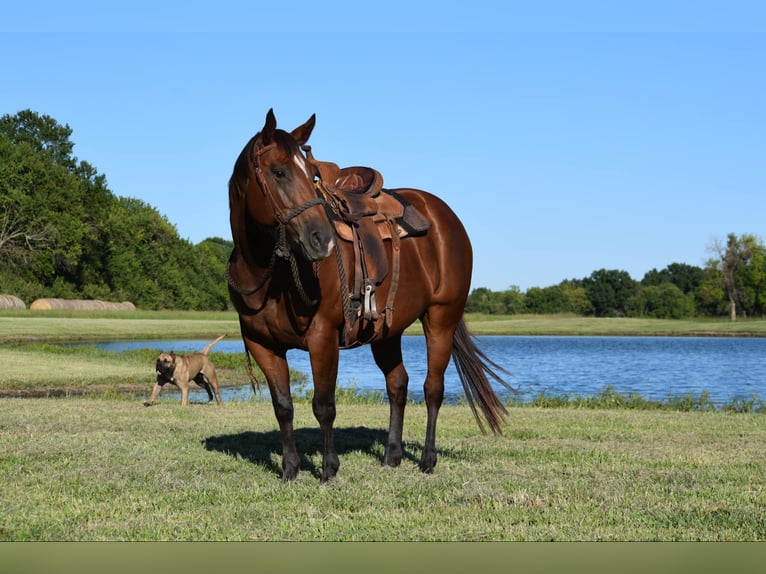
303, 146, 430, 343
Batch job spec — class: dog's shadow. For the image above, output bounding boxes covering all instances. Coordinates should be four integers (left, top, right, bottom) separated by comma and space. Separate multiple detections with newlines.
203, 426, 422, 480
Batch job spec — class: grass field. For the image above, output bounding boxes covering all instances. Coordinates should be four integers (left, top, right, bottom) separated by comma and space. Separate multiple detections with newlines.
3, 310, 766, 343
1, 397, 764, 541
1, 311, 765, 542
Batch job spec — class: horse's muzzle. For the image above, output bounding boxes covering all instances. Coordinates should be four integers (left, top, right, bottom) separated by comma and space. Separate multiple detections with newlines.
300, 227, 336, 262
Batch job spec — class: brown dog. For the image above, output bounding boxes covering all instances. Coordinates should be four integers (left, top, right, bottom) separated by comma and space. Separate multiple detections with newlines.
144, 334, 226, 406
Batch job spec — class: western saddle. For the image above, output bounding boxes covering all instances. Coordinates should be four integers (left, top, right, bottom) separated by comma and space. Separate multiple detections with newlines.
303, 146, 430, 344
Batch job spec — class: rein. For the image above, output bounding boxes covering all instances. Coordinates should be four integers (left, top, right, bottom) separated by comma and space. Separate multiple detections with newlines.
226, 141, 326, 306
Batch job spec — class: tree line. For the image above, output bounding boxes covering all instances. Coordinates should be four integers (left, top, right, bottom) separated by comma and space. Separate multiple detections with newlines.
467, 233, 766, 320
0, 110, 231, 310
2, 110, 763, 317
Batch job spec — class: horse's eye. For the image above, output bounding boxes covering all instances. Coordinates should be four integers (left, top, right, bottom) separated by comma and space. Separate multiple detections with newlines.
272, 168, 288, 180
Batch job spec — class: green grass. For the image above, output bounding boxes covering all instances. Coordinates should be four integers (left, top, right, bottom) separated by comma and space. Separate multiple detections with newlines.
524, 385, 766, 414
1, 311, 765, 541
463, 313, 766, 337
0, 342, 301, 398
0, 397, 763, 541
3, 310, 766, 343
0, 311, 241, 343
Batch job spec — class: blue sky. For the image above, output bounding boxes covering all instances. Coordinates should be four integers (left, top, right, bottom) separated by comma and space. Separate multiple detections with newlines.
2, 2, 764, 291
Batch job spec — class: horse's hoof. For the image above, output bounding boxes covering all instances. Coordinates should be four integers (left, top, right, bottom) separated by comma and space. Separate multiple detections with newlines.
382, 455, 402, 468
419, 451, 437, 474
320, 460, 339, 483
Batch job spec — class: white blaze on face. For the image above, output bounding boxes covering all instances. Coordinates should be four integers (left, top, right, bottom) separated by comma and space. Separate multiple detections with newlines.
292, 152, 312, 181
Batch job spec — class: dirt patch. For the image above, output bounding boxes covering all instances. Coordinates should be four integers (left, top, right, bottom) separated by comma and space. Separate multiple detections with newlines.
0, 383, 146, 399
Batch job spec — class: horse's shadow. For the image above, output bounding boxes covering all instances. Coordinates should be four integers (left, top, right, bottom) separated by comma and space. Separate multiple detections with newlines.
203, 426, 423, 480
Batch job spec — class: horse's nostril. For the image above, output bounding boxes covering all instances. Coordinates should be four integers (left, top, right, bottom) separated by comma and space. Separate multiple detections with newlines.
312, 230, 332, 251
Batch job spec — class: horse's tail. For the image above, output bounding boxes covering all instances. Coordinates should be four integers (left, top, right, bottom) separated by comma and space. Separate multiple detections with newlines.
451, 317, 515, 435
201, 334, 226, 355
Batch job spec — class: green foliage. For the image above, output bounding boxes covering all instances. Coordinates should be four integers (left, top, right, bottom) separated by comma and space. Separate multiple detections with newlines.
626, 283, 695, 319
527, 385, 739, 412
465, 285, 525, 314
0, 110, 231, 310
3, 110, 763, 319
524, 281, 594, 315
707, 233, 766, 319
469, 252, 766, 320
581, 269, 638, 317
642, 262, 705, 294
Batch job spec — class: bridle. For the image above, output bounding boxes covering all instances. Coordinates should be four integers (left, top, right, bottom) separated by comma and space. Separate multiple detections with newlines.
225, 139, 329, 305
250, 141, 326, 229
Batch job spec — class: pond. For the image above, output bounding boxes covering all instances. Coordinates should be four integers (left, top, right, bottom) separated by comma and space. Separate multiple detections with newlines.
94, 336, 766, 406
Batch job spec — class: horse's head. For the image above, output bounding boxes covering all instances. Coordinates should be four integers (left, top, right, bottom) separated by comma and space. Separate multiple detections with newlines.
229, 109, 335, 263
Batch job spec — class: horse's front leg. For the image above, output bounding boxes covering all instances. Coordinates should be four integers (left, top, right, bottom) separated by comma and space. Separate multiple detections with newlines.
246, 340, 299, 481
308, 333, 340, 482
372, 336, 408, 468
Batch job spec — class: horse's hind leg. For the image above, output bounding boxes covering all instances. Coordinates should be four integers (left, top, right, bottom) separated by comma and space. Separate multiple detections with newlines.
371, 335, 409, 467
419, 308, 459, 473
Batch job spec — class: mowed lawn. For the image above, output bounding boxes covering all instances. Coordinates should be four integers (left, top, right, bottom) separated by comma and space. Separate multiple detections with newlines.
0, 397, 763, 541
1, 312, 765, 543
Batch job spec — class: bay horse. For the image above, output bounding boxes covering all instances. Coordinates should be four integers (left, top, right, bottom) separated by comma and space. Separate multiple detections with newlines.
227, 109, 512, 482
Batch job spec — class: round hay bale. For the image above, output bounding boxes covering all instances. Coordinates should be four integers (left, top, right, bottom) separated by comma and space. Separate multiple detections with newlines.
0, 294, 26, 310
30, 298, 54, 310
30, 298, 137, 311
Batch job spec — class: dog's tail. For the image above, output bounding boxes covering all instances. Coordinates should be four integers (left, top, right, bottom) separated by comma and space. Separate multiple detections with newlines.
201, 334, 226, 355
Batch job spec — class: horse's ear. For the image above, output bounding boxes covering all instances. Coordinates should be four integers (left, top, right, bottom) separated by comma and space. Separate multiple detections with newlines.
290, 114, 316, 146
261, 108, 277, 144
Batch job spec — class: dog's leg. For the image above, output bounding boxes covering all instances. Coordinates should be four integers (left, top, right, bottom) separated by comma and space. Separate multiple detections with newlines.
144, 382, 163, 407
180, 380, 190, 406
196, 374, 215, 402
208, 370, 223, 406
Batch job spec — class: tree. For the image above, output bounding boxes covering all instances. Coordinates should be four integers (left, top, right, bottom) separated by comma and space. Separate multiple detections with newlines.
195, 237, 234, 310
708, 233, 766, 320
626, 283, 695, 319
500, 285, 527, 314
642, 263, 705, 294
0, 111, 89, 287
465, 286, 526, 315
0, 110, 231, 310
582, 269, 638, 317
558, 279, 594, 315
524, 286, 566, 314
524, 282, 592, 315
0, 109, 76, 168
0, 206, 52, 262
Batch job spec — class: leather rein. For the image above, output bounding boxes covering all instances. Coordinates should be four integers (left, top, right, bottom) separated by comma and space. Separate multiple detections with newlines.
225, 141, 327, 306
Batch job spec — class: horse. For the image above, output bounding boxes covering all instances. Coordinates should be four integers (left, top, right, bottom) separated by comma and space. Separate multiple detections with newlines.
227, 109, 513, 482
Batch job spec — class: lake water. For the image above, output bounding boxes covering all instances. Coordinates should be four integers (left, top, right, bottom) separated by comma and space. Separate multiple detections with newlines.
94, 336, 765, 405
